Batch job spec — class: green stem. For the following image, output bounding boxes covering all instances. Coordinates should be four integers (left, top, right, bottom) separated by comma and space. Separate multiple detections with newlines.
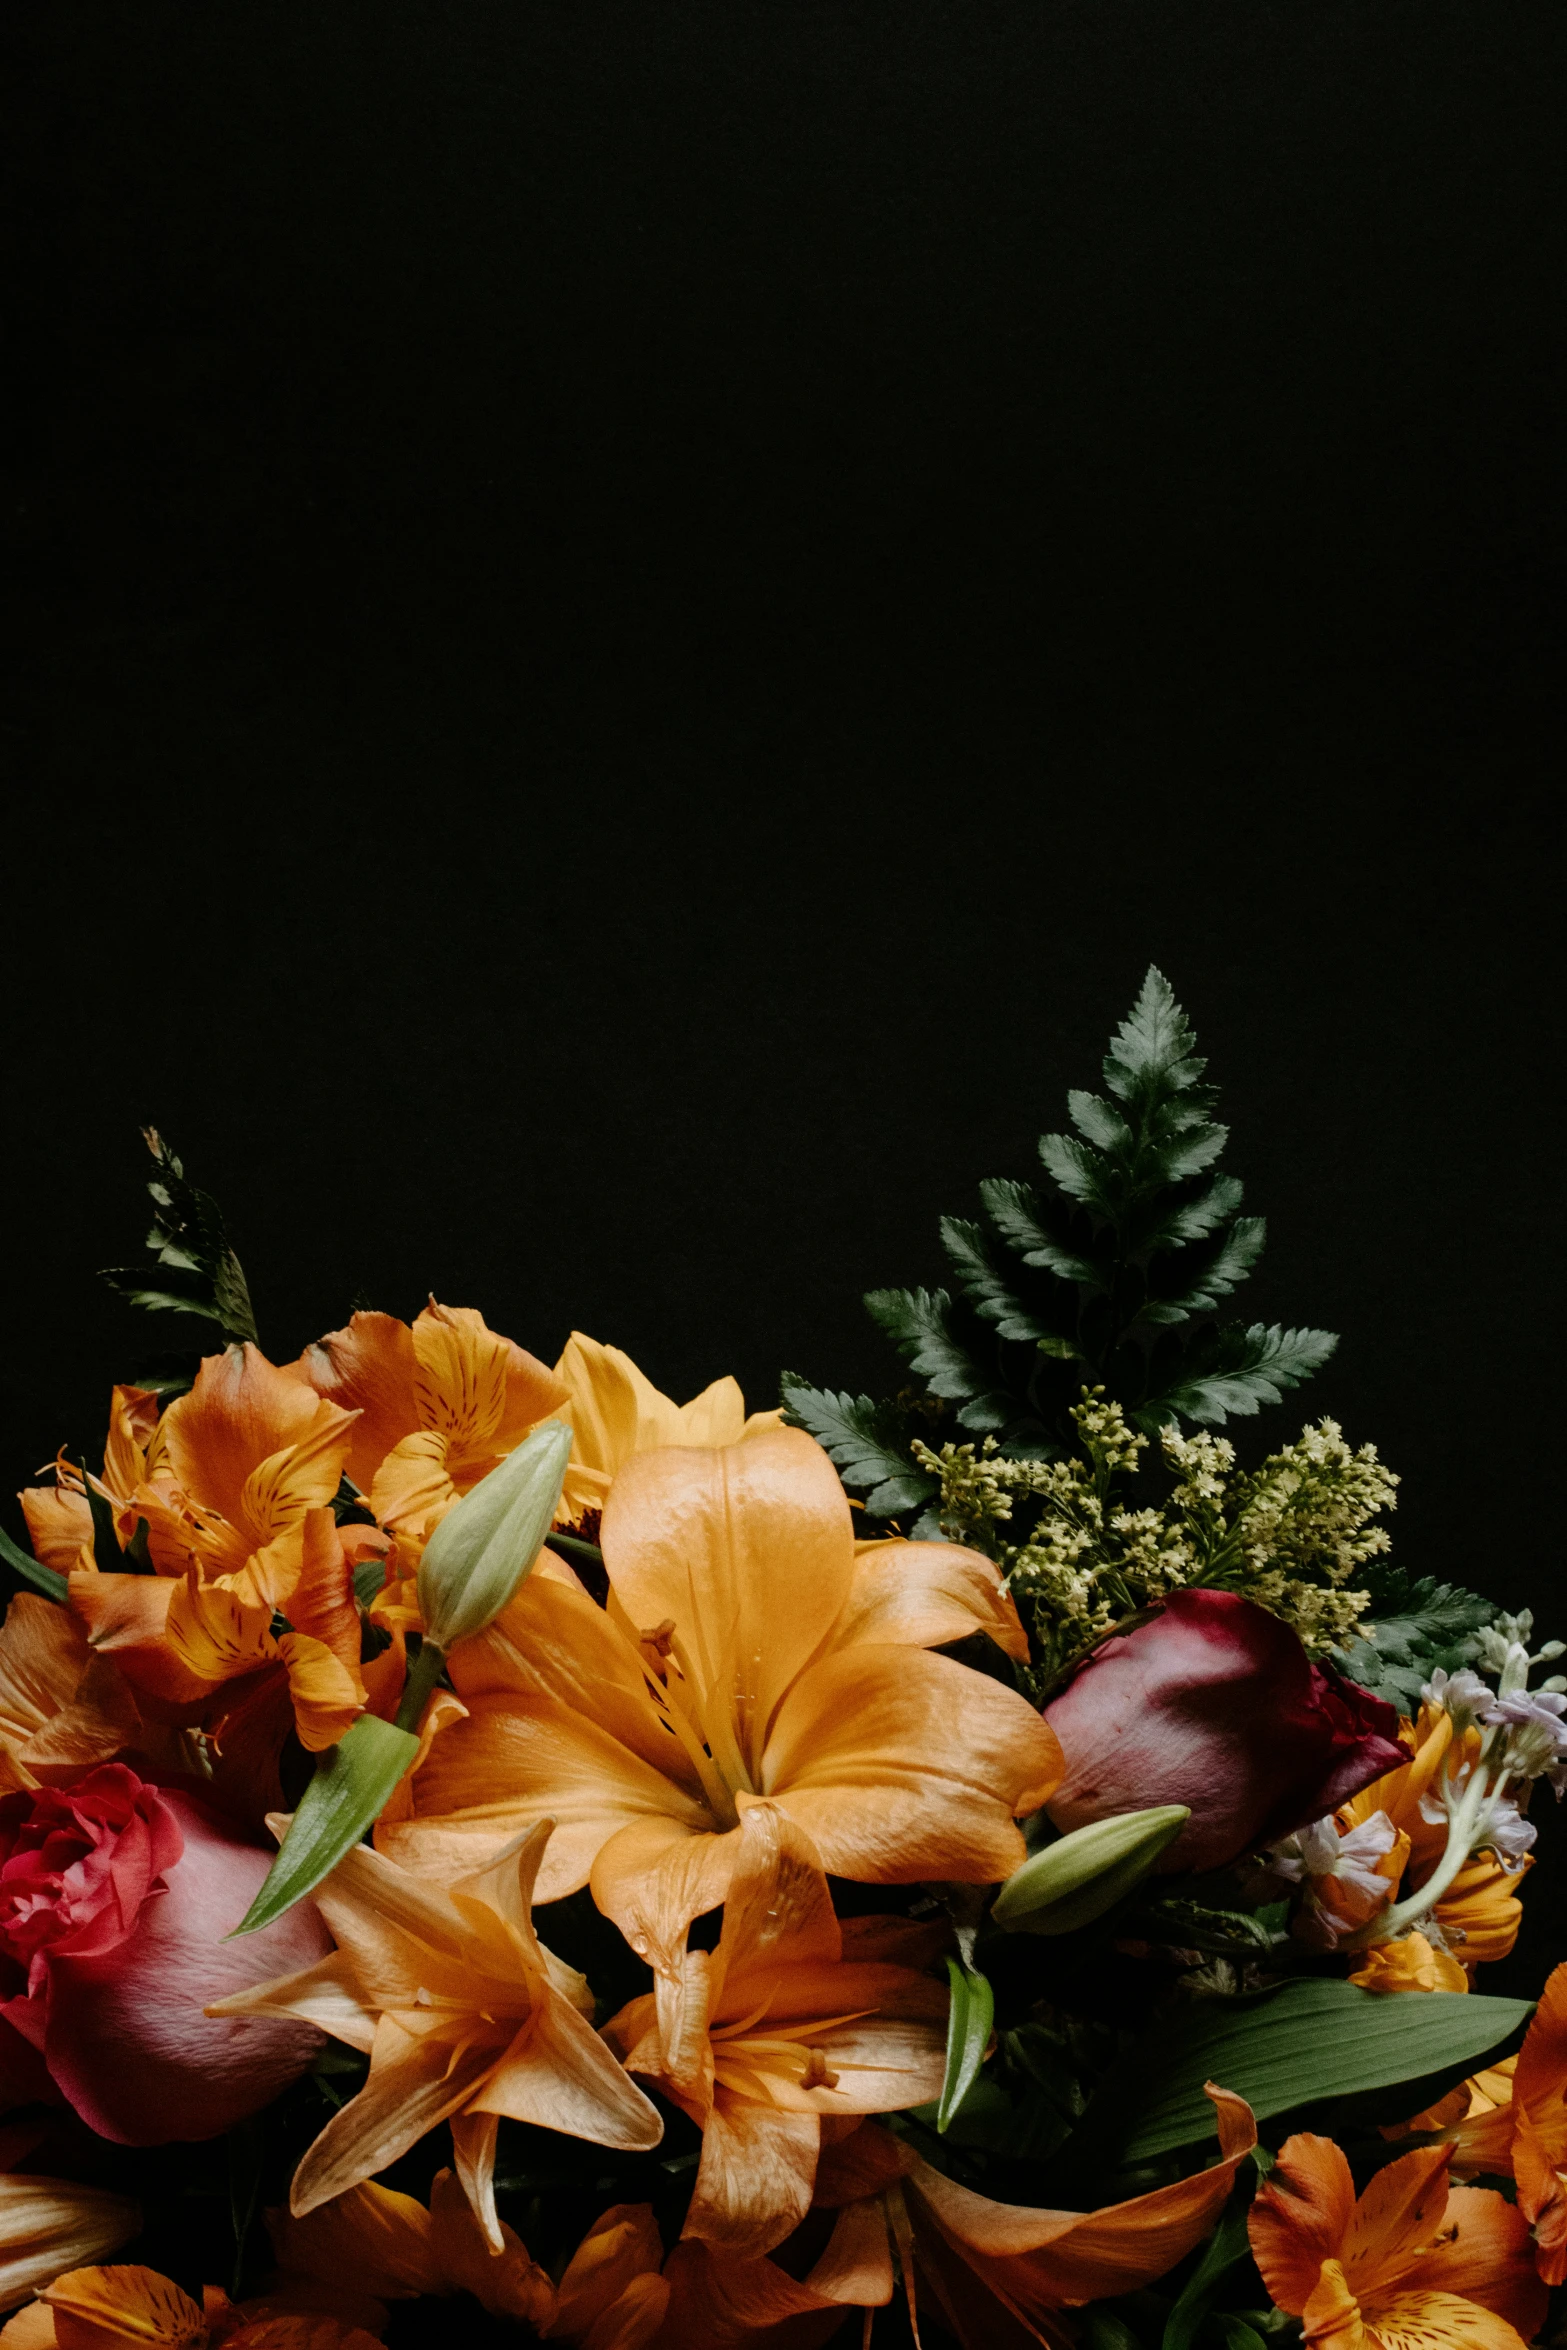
394, 1637, 448, 1735
1348, 1759, 1495, 1950
544, 1531, 604, 1570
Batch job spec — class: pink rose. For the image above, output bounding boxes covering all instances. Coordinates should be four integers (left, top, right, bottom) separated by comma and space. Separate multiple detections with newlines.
1043, 1589, 1405, 1874
0, 1764, 331, 2144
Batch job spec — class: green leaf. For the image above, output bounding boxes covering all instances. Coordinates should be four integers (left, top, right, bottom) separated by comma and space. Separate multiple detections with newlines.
1068, 1090, 1133, 1153
1146, 1324, 1339, 1428
1092, 1980, 1531, 2163
351, 1557, 388, 1609
1336, 1568, 1498, 1708
1038, 1133, 1113, 1213
1103, 965, 1207, 1106
232, 1714, 418, 1936
937, 1958, 994, 2135
864, 1288, 1014, 1432
980, 1177, 1103, 1287
1163, 2188, 1254, 2350
941, 1217, 1073, 1348
778, 1379, 935, 1516
0, 1524, 67, 1602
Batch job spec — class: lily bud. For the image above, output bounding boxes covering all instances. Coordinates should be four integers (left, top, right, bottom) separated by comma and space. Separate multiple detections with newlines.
991, 1804, 1191, 1936
417, 1420, 573, 1651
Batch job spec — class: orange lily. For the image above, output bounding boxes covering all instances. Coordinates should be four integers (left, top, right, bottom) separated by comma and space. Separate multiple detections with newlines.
64, 1349, 369, 1751
270, 2172, 669, 2348
604, 1803, 949, 2259
0, 1597, 144, 1795
0, 2264, 380, 2350
378, 1427, 1059, 1979
286, 1302, 568, 1565
19, 1388, 159, 1577
663, 2085, 1259, 2348
0, 2177, 140, 2315
551, 1332, 780, 1527
1248, 2132, 1547, 2350
206, 1818, 662, 2246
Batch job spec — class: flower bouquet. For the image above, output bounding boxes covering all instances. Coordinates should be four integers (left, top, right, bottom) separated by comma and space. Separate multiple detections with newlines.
0, 969, 1561, 2350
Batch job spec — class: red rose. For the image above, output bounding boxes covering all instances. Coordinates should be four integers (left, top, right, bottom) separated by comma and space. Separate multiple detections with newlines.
0, 1764, 331, 2145
1043, 1588, 1405, 1873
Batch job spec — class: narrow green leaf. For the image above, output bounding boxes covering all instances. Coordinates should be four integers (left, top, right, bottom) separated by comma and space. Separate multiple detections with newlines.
0, 1525, 67, 1602
1213, 2321, 1268, 2350
232, 1714, 418, 1936
1092, 1980, 1531, 2162
937, 1959, 994, 2135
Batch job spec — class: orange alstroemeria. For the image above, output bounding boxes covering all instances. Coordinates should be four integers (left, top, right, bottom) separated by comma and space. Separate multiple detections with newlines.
19, 1388, 159, 1577
551, 1333, 780, 1527
1348, 1933, 1469, 1996
0, 2176, 141, 2315
604, 1804, 949, 2260
270, 2172, 669, 2349
1248, 2132, 1547, 2350
1418, 1961, 1567, 2285
287, 1303, 568, 1566
62, 1349, 369, 1751
0, 2264, 380, 2350
207, 1818, 662, 2248
378, 1427, 1059, 1979
0, 1597, 144, 1794
661, 2086, 1259, 2349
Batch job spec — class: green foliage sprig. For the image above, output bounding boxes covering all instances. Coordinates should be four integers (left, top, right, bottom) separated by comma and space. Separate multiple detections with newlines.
100, 1127, 257, 1393
784, 967, 1336, 1528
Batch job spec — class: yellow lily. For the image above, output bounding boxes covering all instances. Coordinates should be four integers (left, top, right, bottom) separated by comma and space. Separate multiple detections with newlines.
206, 1818, 662, 2247
604, 1803, 949, 2259
551, 1332, 780, 1527
378, 1427, 1059, 1979
1249, 2131, 1546, 2350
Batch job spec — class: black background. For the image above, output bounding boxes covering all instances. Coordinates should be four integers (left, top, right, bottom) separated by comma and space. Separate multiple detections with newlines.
4, 7, 1564, 1982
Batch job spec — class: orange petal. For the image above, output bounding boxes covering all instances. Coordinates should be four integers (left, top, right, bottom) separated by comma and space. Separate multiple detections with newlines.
267, 2179, 443, 2300
164, 1575, 274, 1688
277, 1632, 364, 1754
468, 1985, 664, 2152
1512, 1960, 1567, 2172
837, 1539, 1030, 1660
42, 2265, 204, 2349
1347, 1935, 1468, 1996
102, 1389, 158, 1500
714, 1802, 841, 1982
286, 1512, 364, 1687
156, 1347, 356, 1539
1251, 2135, 1358, 2315
18, 1487, 94, 1577
287, 1314, 421, 1497
760, 1642, 1062, 1884
813, 2119, 918, 2207
1436, 1856, 1530, 1971
684, 2088, 821, 2262
68, 1574, 215, 1710
1345, 2145, 1454, 2294
909, 2082, 1256, 2311
0, 1596, 94, 1757
599, 1427, 858, 1767
424, 2169, 555, 2323
590, 1814, 742, 1980
411, 1302, 568, 1461
289, 2019, 499, 2217
1406, 2187, 1549, 2340
551, 2202, 665, 2342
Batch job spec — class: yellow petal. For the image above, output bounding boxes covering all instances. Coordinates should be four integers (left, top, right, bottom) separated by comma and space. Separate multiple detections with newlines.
1359, 2287, 1530, 2350
836, 1539, 1030, 1661
289, 2019, 498, 2217
759, 1642, 1062, 1883
599, 1427, 858, 1770
42, 2266, 204, 2350
683, 2088, 820, 2261
468, 1984, 664, 2151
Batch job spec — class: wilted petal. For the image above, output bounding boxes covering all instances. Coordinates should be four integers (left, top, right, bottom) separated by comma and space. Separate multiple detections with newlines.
0, 2181, 142, 2315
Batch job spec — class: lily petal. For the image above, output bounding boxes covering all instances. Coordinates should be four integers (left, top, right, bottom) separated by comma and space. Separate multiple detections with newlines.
836, 1540, 1030, 1661
469, 1987, 664, 2152
685, 2089, 821, 2261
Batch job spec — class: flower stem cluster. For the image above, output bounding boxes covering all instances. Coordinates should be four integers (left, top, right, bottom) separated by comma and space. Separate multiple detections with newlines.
915, 1391, 1397, 1687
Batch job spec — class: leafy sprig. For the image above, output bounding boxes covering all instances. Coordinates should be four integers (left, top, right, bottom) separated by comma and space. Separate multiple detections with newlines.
100, 1128, 257, 1392
785, 968, 1337, 1520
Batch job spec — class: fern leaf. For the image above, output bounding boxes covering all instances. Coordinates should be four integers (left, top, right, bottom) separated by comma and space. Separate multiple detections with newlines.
1142, 1323, 1339, 1428
864, 1288, 1015, 1431
778, 1378, 936, 1516
1037, 1134, 1113, 1213
1102, 966, 1207, 1105
979, 1179, 1102, 1288
940, 1218, 1076, 1348
1336, 1568, 1499, 1708
1067, 1091, 1131, 1153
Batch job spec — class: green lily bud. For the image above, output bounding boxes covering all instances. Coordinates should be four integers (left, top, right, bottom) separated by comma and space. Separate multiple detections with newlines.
416, 1419, 573, 1651
991, 1803, 1190, 1937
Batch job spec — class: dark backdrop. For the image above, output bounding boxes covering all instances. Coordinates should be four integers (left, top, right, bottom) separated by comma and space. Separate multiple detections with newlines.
4, 5, 1564, 1977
